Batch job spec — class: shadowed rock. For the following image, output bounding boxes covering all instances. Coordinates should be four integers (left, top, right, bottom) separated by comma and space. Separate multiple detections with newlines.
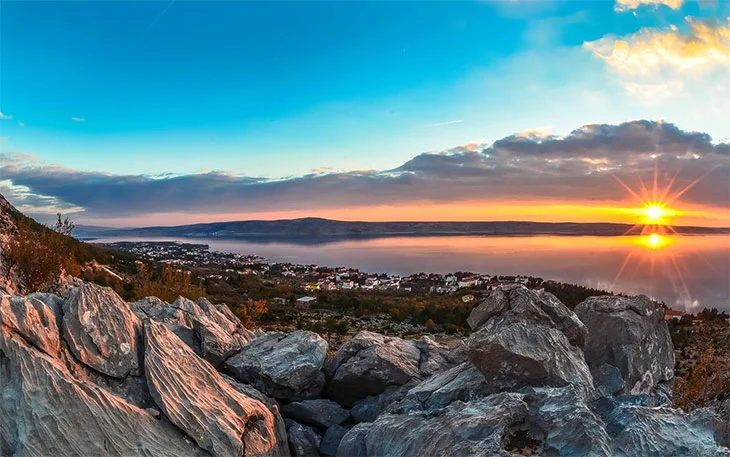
282, 399, 350, 429
225, 330, 327, 401
575, 295, 674, 392
319, 425, 348, 456
144, 320, 287, 457
62, 283, 141, 378
286, 420, 321, 457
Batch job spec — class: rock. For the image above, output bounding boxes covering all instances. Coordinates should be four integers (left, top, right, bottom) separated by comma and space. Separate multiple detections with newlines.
62, 283, 141, 378
0, 325, 203, 457
194, 317, 241, 368
394, 361, 490, 413
350, 383, 414, 424
132, 296, 192, 327
598, 397, 730, 456
286, 420, 321, 457
468, 284, 587, 347
225, 331, 327, 401
467, 321, 594, 394
144, 319, 287, 457
0, 294, 60, 357
523, 385, 612, 456
326, 331, 458, 407
282, 399, 350, 429
165, 322, 202, 355
319, 425, 348, 456
591, 364, 626, 396
575, 295, 675, 392
337, 393, 529, 457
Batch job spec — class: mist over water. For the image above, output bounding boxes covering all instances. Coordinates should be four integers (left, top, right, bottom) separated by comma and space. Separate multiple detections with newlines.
96, 234, 729, 312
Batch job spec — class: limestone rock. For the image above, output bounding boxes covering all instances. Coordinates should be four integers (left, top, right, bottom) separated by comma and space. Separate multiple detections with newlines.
144, 319, 287, 457
591, 364, 626, 396
225, 330, 327, 401
282, 399, 350, 429
468, 321, 594, 394
337, 393, 529, 457
286, 420, 321, 457
350, 383, 414, 424
319, 425, 348, 456
62, 283, 141, 378
194, 316, 241, 368
575, 295, 675, 391
0, 325, 203, 457
0, 294, 60, 357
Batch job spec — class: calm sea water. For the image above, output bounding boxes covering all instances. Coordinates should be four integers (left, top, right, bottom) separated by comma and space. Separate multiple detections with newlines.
95, 234, 729, 312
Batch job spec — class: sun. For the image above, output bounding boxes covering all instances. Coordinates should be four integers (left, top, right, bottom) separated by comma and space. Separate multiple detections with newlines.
645, 205, 665, 222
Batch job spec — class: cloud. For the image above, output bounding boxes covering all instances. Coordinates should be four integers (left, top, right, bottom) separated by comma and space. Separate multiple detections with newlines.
586, 18, 730, 75
0, 111, 12, 120
428, 120, 463, 127
17, 121, 25, 128
71, 117, 86, 123
0, 121, 727, 222
614, 0, 683, 11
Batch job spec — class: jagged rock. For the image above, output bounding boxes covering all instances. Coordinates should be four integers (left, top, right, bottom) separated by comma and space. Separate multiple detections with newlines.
319, 425, 348, 456
286, 420, 321, 457
326, 331, 459, 407
350, 383, 414, 424
337, 393, 530, 457
575, 295, 674, 392
194, 317, 241, 368
144, 319, 287, 457
523, 386, 612, 456
598, 396, 730, 456
0, 294, 60, 357
591, 364, 626, 396
394, 361, 490, 413
0, 325, 203, 457
62, 283, 141, 378
468, 321, 594, 394
225, 331, 327, 401
282, 399, 350, 429
166, 322, 202, 355
132, 296, 192, 327
467, 284, 587, 347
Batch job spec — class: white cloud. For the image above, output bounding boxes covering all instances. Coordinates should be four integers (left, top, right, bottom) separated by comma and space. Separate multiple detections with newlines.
429, 120, 463, 127
17, 121, 25, 128
0, 111, 12, 120
71, 117, 86, 122
614, 0, 683, 12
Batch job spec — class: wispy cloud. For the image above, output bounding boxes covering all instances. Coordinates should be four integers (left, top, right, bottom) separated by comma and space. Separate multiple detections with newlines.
429, 120, 463, 128
71, 117, 86, 123
0, 111, 12, 120
614, 0, 683, 11
17, 121, 25, 128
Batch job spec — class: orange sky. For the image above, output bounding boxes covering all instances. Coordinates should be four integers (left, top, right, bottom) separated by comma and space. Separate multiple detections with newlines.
85, 199, 730, 228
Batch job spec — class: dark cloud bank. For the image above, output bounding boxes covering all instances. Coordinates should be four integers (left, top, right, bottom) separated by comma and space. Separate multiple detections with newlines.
1, 120, 728, 220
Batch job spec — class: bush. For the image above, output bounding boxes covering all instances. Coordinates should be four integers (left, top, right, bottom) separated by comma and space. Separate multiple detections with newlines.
4, 220, 71, 292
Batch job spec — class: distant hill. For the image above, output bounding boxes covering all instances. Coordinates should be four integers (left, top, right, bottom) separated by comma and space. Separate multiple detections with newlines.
75, 217, 729, 242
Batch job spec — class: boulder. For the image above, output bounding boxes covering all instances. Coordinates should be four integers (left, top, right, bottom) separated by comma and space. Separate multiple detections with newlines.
326, 331, 460, 406
0, 294, 60, 357
194, 317, 241, 368
575, 295, 674, 391
590, 364, 626, 396
225, 331, 327, 401
468, 284, 587, 347
286, 420, 322, 457
0, 325, 202, 457
467, 321, 594, 394
282, 399, 350, 429
144, 319, 287, 457
319, 425, 348, 456
349, 383, 414, 424
337, 393, 530, 457
61, 283, 141, 378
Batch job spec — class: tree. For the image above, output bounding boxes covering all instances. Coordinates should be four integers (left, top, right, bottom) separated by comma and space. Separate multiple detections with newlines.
53, 213, 75, 237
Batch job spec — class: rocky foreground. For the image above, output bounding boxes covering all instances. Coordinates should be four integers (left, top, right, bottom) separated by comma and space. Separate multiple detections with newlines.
0, 283, 728, 457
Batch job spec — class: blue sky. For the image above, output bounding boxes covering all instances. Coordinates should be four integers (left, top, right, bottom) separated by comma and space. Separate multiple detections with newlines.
0, 0, 728, 224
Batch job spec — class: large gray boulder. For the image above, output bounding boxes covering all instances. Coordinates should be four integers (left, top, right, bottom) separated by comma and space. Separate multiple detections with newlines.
337, 393, 530, 457
225, 330, 327, 401
62, 283, 142, 378
282, 399, 350, 429
0, 324, 202, 457
575, 295, 675, 392
468, 321, 594, 394
468, 284, 587, 347
326, 331, 462, 406
144, 319, 287, 457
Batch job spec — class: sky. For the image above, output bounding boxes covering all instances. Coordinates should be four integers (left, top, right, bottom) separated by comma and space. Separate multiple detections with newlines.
0, 0, 728, 227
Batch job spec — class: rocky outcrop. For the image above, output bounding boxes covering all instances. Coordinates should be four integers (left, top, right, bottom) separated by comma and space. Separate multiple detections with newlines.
325, 331, 461, 406
0, 294, 60, 357
225, 330, 327, 401
282, 399, 350, 429
144, 319, 287, 457
62, 283, 142, 378
575, 295, 675, 393
337, 393, 530, 457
